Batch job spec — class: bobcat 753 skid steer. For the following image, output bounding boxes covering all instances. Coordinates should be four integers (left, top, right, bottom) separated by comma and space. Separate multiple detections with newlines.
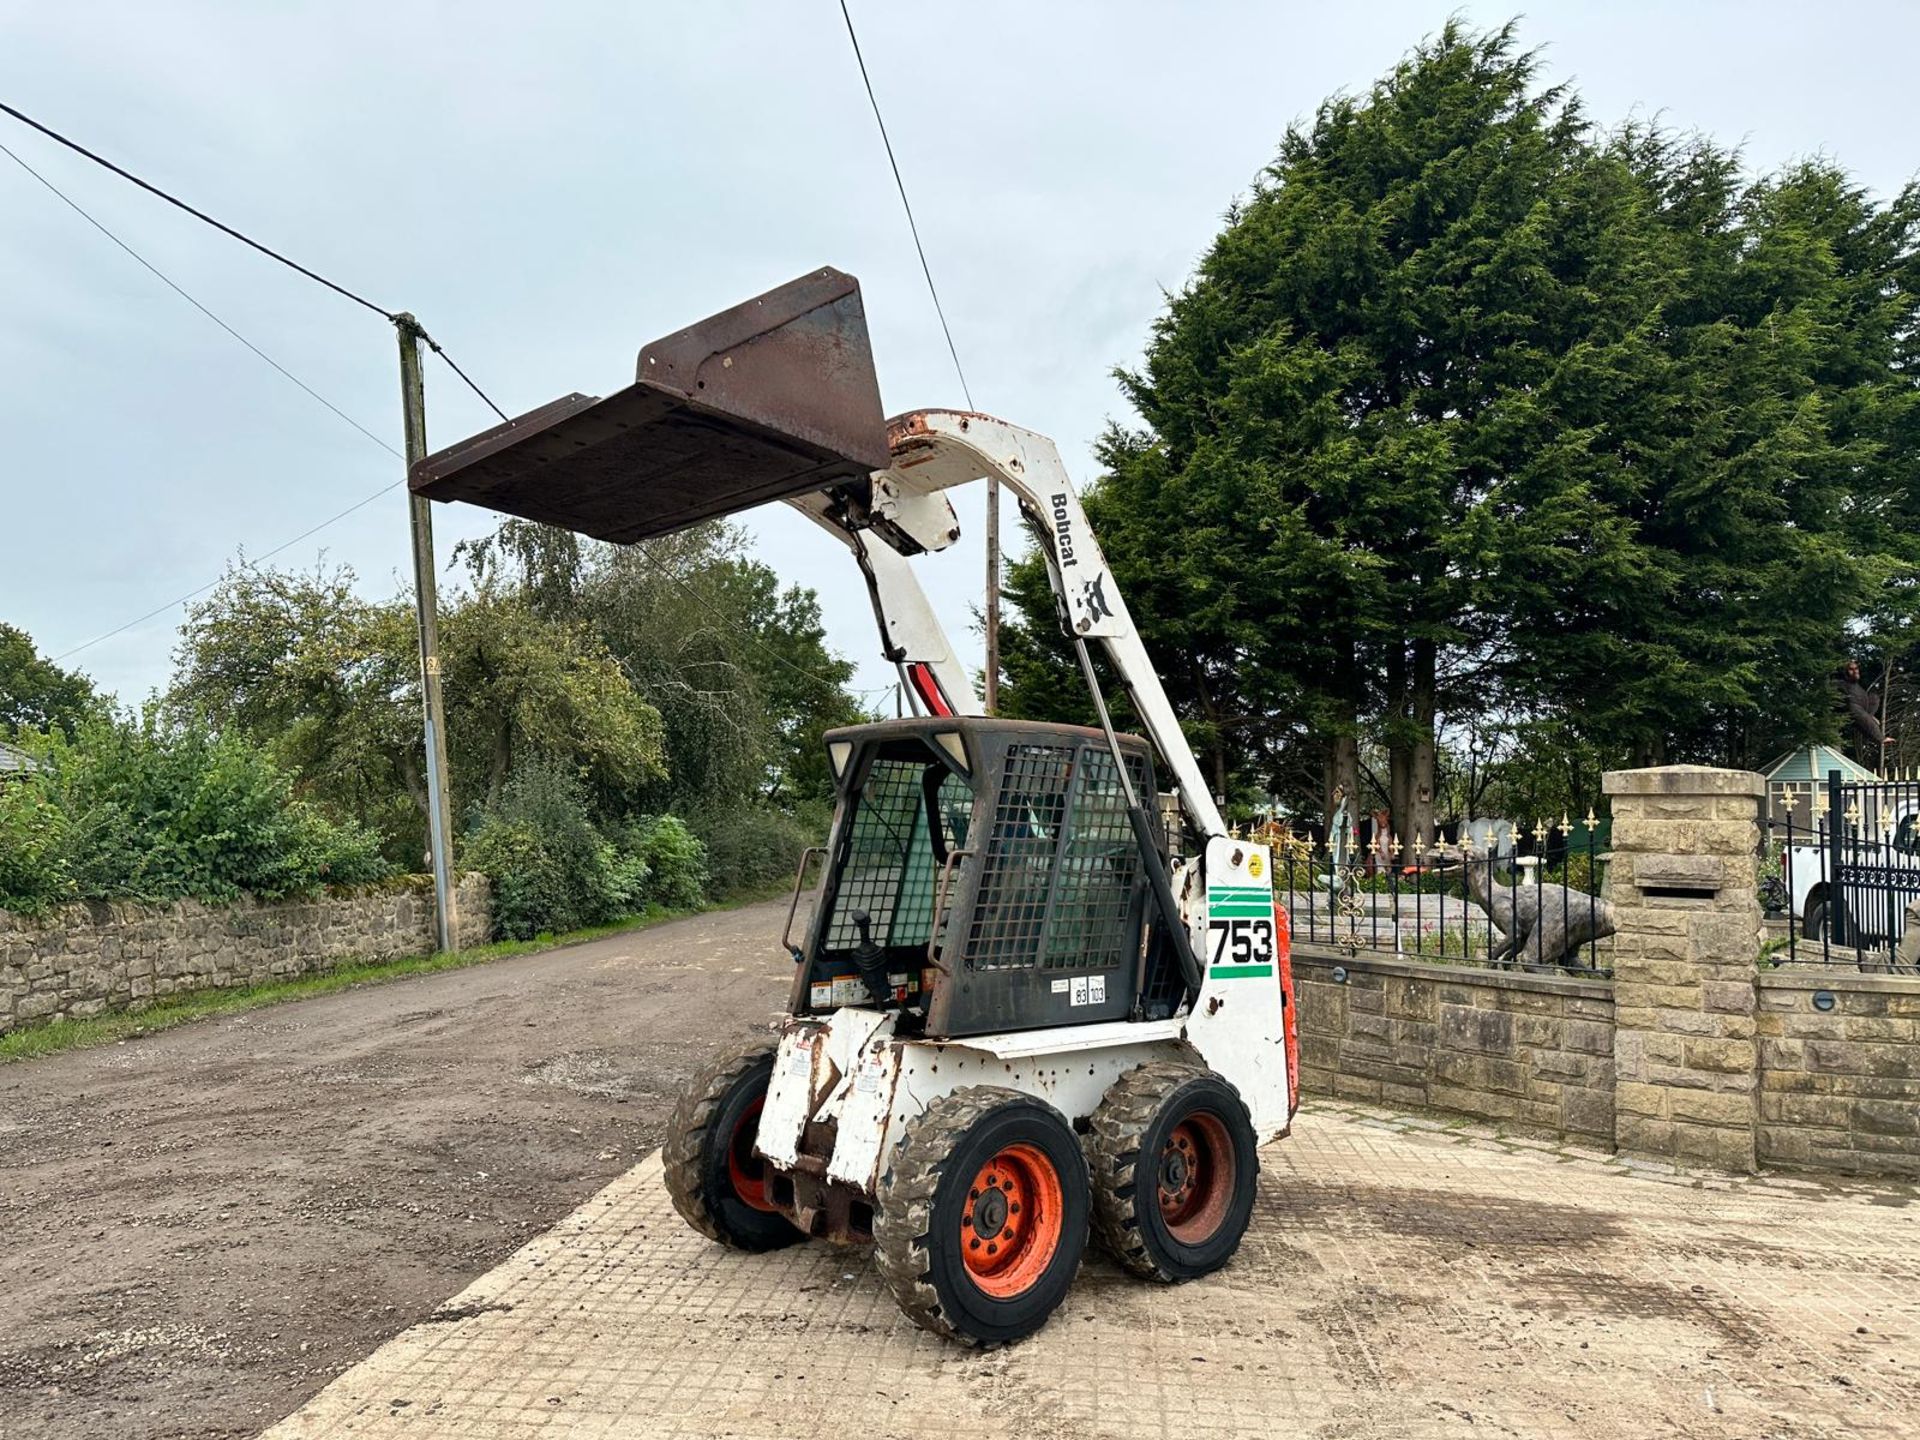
411, 267, 1299, 1346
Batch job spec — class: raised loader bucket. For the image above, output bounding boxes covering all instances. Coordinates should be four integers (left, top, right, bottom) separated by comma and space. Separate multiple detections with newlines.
409, 267, 890, 544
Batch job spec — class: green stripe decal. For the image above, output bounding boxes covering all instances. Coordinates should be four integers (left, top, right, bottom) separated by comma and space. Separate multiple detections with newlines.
1208, 906, 1272, 918
1209, 964, 1275, 979
1208, 886, 1270, 896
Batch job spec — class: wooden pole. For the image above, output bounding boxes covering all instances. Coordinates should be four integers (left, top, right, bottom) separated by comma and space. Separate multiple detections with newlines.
396, 314, 458, 952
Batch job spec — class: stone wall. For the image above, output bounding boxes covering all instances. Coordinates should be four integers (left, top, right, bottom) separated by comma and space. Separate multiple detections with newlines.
1756, 969, 1920, 1178
1293, 943, 1616, 1146
0, 875, 490, 1032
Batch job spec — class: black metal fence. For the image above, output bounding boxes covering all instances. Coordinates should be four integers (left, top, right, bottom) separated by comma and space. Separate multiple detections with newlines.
1270, 820, 1613, 976
1770, 772, 1920, 974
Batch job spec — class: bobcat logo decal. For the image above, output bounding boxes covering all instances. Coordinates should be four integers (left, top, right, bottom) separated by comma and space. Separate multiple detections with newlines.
1082, 574, 1114, 624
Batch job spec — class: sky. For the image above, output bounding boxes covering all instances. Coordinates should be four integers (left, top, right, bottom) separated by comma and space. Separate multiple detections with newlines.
3, 0, 1917, 714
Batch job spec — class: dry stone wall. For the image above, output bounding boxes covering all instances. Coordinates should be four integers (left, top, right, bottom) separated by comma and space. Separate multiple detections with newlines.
0, 875, 490, 1032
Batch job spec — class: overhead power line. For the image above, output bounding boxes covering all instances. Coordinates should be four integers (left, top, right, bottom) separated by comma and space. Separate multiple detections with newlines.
0, 99, 392, 320
1, 140, 401, 459
836, 0, 973, 410
7, 99, 873, 705
49, 480, 404, 664
0, 98, 510, 422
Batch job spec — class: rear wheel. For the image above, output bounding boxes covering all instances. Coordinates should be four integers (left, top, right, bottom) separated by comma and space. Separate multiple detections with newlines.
1804, 892, 1830, 942
664, 1038, 803, 1252
873, 1087, 1089, 1347
1087, 1061, 1258, 1282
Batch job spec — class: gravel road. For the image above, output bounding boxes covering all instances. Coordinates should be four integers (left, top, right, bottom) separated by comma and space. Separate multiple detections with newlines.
0, 899, 796, 1440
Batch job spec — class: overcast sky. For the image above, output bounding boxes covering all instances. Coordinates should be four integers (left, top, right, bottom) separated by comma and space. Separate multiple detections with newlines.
4, 1, 1916, 712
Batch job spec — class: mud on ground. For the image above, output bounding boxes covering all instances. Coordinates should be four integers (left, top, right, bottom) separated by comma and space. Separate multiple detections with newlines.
0, 901, 796, 1440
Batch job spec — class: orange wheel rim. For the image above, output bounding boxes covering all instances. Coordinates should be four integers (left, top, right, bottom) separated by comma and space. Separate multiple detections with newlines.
959, 1142, 1064, 1298
1158, 1112, 1234, 1243
727, 1095, 779, 1213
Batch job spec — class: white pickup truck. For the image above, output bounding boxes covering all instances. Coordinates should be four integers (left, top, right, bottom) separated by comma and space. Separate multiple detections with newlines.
1783, 799, 1920, 947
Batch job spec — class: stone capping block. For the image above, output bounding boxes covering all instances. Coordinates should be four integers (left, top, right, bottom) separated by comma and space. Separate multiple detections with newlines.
1631, 855, 1730, 890
1757, 968, 1920, 997
1603, 765, 1767, 798
1291, 941, 1614, 1001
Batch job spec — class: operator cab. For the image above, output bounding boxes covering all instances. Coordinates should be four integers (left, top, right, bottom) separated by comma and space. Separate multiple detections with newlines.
787, 717, 1191, 1039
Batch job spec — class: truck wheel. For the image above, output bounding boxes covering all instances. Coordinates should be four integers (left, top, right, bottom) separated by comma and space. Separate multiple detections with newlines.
1086, 1061, 1258, 1282
664, 1038, 803, 1252
1804, 893, 1829, 941
874, 1087, 1089, 1347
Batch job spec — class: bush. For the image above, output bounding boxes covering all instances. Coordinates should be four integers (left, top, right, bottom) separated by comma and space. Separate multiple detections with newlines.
0, 772, 72, 913
628, 814, 707, 911
0, 715, 388, 914
463, 761, 713, 939
689, 800, 824, 900
463, 761, 619, 940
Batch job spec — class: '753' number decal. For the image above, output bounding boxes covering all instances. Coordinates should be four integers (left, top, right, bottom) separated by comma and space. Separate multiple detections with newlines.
1208, 917, 1275, 966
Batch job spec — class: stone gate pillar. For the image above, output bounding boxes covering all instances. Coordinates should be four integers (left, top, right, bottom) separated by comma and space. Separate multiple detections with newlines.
1602, 765, 1766, 1172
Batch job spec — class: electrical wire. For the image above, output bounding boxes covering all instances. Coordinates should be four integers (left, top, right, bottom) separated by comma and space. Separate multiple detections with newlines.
0, 99, 393, 320
49, 481, 404, 664
1, 140, 401, 460
8, 101, 863, 700
0, 98, 511, 422
835, 0, 974, 409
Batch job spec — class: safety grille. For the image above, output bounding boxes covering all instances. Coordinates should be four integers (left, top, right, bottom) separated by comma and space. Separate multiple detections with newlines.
965, 742, 1151, 972
824, 755, 971, 951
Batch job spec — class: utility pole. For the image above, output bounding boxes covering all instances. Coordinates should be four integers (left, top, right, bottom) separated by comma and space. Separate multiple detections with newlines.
396, 314, 458, 952
984, 476, 1000, 714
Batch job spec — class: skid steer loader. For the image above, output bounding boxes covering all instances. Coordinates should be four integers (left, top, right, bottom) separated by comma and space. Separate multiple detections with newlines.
412, 267, 1300, 1345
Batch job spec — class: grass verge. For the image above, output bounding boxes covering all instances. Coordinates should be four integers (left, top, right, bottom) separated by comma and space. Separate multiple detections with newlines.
0, 888, 784, 1065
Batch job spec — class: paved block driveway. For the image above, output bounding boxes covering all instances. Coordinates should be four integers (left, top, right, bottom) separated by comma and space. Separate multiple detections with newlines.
268, 1102, 1918, 1440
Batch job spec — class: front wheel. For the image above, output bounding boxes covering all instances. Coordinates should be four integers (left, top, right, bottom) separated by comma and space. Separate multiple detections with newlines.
873, 1087, 1090, 1347
663, 1038, 803, 1252
1086, 1062, 1258, 1282
1804, 893, 1829, 942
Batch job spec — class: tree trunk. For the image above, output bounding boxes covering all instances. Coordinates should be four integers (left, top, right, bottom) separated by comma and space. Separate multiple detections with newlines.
1188, 660, 1230, 811
1324, 634, 1362, 836
1380, 639, 1406, 851
1409, 637, 1437, 850
1325, 731, 1359, 836
488, 723, 512, 809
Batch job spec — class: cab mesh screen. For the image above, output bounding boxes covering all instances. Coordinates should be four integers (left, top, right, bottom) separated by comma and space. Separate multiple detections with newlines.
965, 742, 1150, 972
824, 757, 971, 951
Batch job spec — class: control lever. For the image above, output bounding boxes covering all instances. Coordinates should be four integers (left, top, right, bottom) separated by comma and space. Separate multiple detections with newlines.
849, 909, 894, 1006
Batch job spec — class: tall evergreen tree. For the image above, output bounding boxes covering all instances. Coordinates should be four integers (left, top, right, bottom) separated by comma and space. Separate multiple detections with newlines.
1003, 19, 1920, 825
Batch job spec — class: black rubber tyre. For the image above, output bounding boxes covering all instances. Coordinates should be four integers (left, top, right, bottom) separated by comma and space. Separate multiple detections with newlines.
873, 1087, 1090, 1347
1086, 1061, 1258, 1282
1804, 893, 1829, 942
663, 1037, 803, 1252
